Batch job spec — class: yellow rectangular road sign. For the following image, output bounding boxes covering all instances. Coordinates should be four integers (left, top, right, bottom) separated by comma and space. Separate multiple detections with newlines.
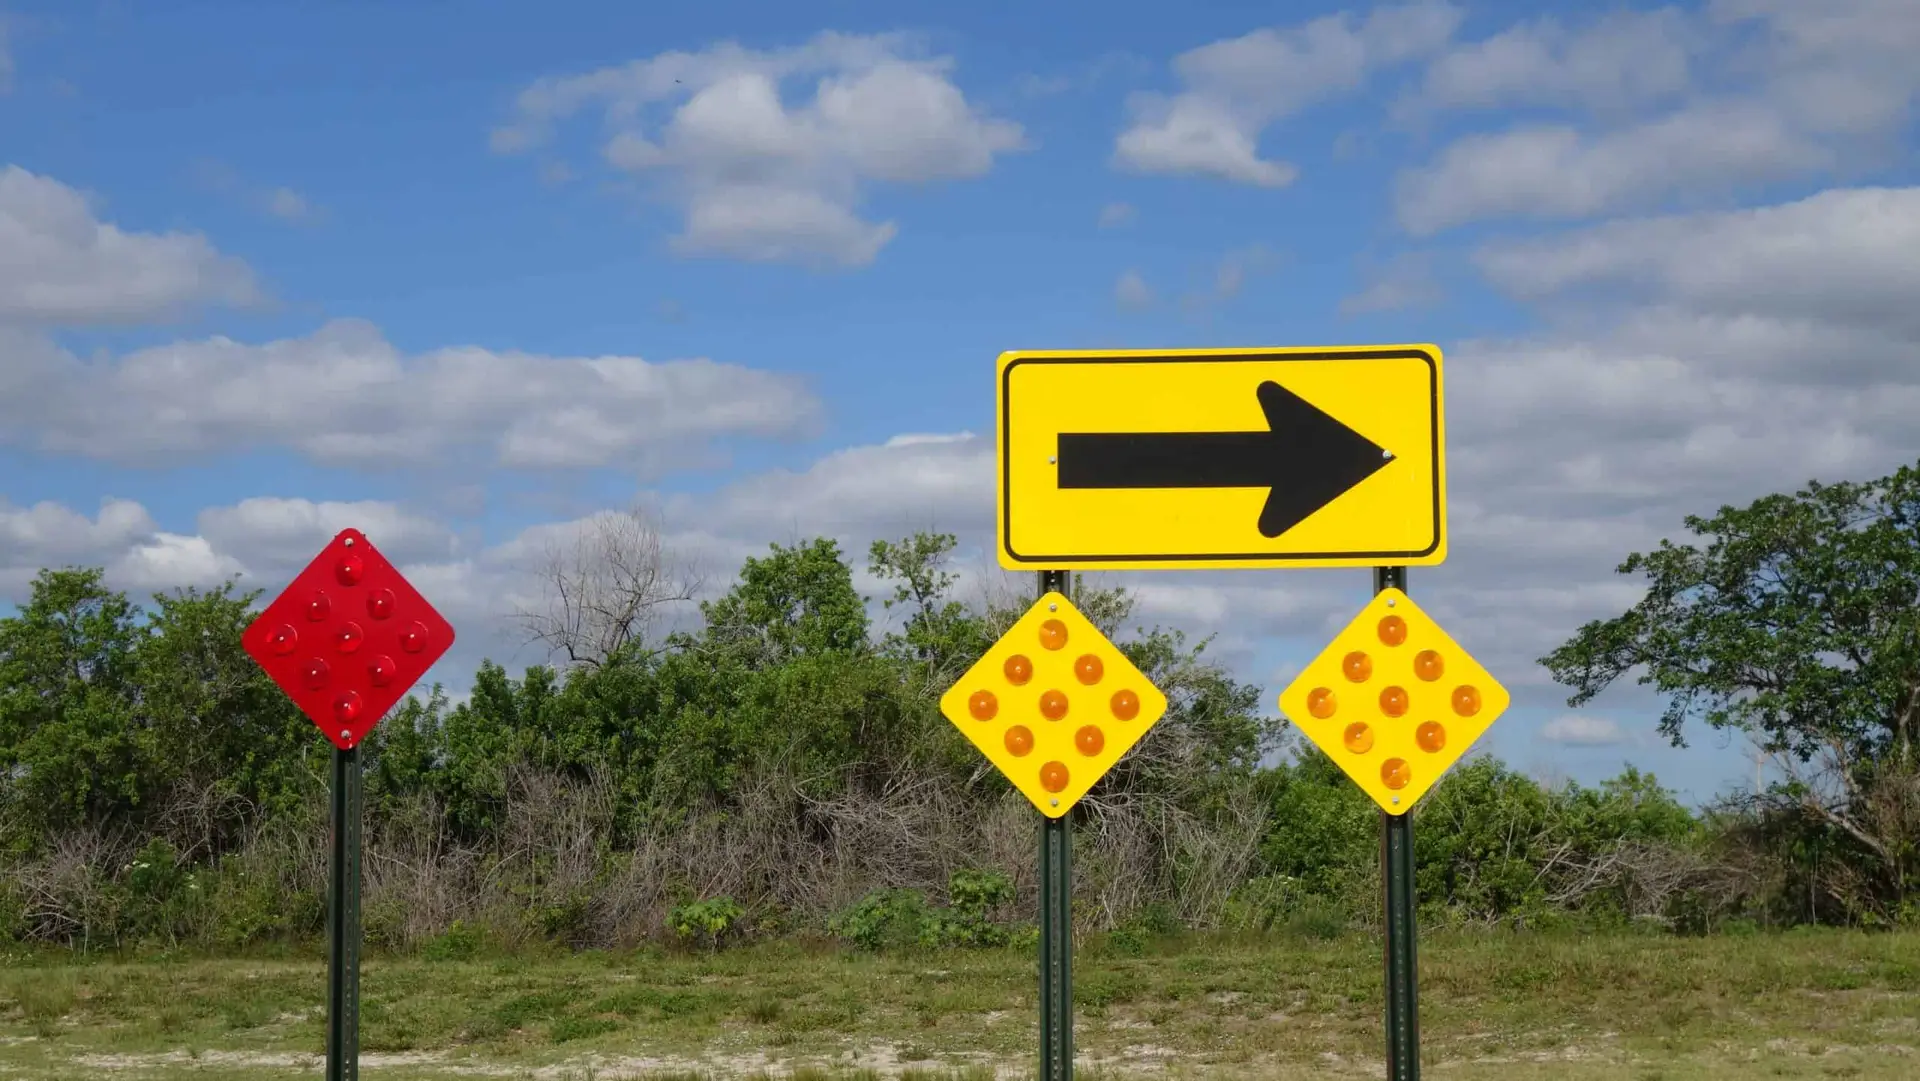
996, 346, 1446, 571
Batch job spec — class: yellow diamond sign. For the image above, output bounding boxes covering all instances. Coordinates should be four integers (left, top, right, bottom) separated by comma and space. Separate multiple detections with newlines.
941, 591, 1168, 818
1277, 588, 1508, 815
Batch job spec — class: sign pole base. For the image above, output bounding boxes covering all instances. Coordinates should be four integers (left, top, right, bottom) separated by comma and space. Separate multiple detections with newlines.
327, 745, 362, 1081
1037, 569, 1073, 1081
1382, 807, 1419, 1081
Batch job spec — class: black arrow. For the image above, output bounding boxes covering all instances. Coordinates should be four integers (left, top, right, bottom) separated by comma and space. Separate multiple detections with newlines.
1056, 380, 1391, 539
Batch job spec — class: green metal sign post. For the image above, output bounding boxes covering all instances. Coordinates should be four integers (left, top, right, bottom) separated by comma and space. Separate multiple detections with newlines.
327, 746, 363, 1081
1036, 569, 1074, 1081
1374, 565, 1420, 1081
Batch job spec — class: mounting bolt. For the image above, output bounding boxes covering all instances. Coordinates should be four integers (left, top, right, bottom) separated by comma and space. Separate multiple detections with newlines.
1047, 456, 1056, 464
1386, 598, 1397, 607
1050, 799, 1059, 807
1392, 796, 1401, 805
1382, 449, 1393, 459
1048, 603, 1057, 611
340, 729, 350, 739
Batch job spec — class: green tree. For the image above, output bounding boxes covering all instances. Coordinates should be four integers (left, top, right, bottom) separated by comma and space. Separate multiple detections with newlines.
1101, 620, 1272, 810
0, 571, 319, 856
432, 660, 557, 838
1257, 746, 1376, 903
132, 579, 323, 856
0, 569, 149, 846
1540, 461, 1920, 918
868, 533, 991, 684
698, 538, 869, 666
362, 684, 450, 814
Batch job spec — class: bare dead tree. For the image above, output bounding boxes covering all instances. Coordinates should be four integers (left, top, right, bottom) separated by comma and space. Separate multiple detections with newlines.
512, 505, 700, 669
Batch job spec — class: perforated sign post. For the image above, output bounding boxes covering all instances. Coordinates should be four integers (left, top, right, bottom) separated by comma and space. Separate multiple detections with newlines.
241, 529, 453, 1081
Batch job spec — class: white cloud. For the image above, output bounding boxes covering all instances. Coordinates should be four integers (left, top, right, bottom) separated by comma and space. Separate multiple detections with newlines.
0, 497, 158, 597
0, 495, 466, 605
1341, 251, 1441, 314
1115, 97, 1299, 188
1395, 105, 1825, 234
1113, 2, 1462, 186
1400, 8, 1694, 118
0, 318, 822, 472
1098, 201, 1137, 228
188, 161, 321, 225
1114, 270, 1153, 310
1394, 0, 1920, 233
1439, 333, 1916, 518
1404, 186, 1920, 683
493, 32, 1024, 267
108, 534, 247, 593
664, 429, 993, 545
196, 498, 458, 576
661, 181, 896, 267
265, 187, 311, 222
0, 165, 260, 324
1211, 245, 1277, 300
1473, 186, 1920, 341
0, 496, 498, 704
1542, 715, 1629, 747
1711, 0, 1920, 137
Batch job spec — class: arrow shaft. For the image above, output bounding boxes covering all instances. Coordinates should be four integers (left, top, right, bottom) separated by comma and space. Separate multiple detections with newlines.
1058, 431, 1275, 489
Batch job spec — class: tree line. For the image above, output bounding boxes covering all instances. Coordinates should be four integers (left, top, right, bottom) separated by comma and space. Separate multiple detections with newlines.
0, 461, 1914, 953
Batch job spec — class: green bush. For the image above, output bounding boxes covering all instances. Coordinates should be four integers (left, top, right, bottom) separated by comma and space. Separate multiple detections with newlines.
921, 869, 1016, 948
1284, 900, 1349, 941
667, 896, 744, 950
829, 874, 1021, 952
119, 837, 208, 947
830, 888, 930, 951
362, 897, 415, 954
519, 882, 597, 946
1223, 874, 1320, 933
209, 863, 314, 948
1131, 901, 1182, 937
423, 919, 485, 960
1105, 924, 1149, 957
947, 868, 1013, 916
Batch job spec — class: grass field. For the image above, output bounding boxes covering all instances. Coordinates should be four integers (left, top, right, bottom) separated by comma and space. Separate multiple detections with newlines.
0, 927, 1914, 1079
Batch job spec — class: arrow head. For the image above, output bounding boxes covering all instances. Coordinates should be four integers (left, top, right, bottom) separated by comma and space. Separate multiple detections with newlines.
1254, 380, 1391, 538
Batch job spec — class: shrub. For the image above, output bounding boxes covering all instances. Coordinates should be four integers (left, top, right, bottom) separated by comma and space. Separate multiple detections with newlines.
667, 896, 744, 950
1284, 900, 1349, 941
921, 869, 1016, 948
1105, 924, 1149, 957
423, 919, 485, 960
829, 888, 929, 951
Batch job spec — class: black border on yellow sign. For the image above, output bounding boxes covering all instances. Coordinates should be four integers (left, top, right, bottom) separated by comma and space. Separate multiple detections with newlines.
999, 348, 1443, 565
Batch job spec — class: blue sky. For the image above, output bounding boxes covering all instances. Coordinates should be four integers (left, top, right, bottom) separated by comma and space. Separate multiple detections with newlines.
2, 0, 1917, 805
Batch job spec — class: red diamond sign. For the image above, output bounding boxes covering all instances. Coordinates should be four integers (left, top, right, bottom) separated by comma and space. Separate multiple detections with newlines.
241, 528, 454, 750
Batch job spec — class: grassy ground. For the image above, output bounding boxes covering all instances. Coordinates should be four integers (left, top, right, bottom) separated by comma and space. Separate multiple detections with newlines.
0, 927, 1914, 1079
